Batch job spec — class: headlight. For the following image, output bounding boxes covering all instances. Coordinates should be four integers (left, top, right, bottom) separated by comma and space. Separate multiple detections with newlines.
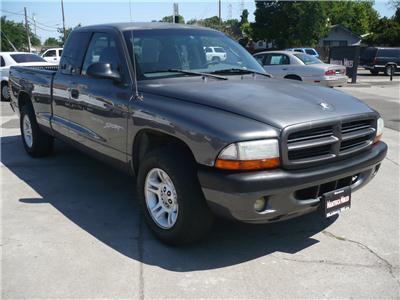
374, 117, 384, 143
215, 139, 280, 170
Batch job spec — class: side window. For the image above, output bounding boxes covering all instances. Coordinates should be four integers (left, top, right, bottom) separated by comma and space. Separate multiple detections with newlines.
44, 50, 56, 57
254, 54, 265, 65
59, 31, 91, 75
267, 54, 290, 65
58, 49, 63, 57
0, 56, 5, 67
305, 49, 316, 55
81, 32, 120, 76
205, 47, 212, 53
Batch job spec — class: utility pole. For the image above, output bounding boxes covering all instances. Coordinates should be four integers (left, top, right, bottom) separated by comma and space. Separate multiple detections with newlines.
228, 3, 232, 20
218, 0, 221, 25
61, 0, 66, 42
32, 13, 37, 36
173, 3, 179, 23
24, 7, 32, 52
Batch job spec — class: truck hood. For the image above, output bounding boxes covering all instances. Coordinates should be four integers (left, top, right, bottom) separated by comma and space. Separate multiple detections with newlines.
140, 76, 375, 129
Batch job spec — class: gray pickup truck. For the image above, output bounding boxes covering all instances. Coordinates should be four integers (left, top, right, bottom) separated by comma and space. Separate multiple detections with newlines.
9, 23, 387, 244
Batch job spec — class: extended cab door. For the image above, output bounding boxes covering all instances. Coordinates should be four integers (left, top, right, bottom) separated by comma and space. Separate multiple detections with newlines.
66, 31, 132, 162
51, 31, 91, 139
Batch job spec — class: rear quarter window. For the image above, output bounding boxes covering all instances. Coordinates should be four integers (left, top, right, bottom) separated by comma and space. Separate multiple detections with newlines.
10, 54, 46, 63
59, 31, 91, 75
378, 48, 400, 58
305, 49, 316, 55
1, 56, 5, 67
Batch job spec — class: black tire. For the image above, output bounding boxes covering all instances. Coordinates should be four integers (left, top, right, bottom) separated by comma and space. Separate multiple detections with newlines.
285, 75, 302, 81
385, 65, 395, 76
20, 105, 54, 157
137, 146, 214, 245
211, 56, 221, 63
1, 81, 10, 102
370, 69, 379, 75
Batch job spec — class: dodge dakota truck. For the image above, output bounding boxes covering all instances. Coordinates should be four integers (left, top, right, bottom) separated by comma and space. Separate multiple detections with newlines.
9, 23, 387, 244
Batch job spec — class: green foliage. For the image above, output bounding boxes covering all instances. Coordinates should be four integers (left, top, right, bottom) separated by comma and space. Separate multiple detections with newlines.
44, 37, 61, 46
58, 24, 81, 45
252, 1, 329, 48
160, 15, 185, 24
324, 0, 379, 36
240, 9, 249, 25
1, 16, 41, 51
363, 11, 400, 46
200, 16, 222, 30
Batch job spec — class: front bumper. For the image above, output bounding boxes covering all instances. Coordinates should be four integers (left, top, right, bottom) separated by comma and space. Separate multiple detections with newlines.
198, 142, 387, 223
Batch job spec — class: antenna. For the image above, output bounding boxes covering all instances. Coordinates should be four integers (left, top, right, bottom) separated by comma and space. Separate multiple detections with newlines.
128, 0, 143, 101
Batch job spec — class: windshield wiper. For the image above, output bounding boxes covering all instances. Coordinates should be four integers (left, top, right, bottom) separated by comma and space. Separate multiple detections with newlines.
210, 68, 272, 78
168, 69, 227, 80
144, 69, 227, 80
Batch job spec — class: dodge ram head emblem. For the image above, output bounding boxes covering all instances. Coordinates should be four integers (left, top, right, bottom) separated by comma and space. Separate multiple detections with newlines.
319, 102, 333, 111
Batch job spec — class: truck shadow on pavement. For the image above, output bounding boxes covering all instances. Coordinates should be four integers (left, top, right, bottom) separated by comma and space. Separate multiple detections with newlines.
2, 135, 337, 272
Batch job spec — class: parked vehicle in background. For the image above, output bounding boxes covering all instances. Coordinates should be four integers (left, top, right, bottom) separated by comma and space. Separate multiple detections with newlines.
359, 47, 400, 75
41, 48, 63, 64
204, 46, 227, 63
0, 52, 57, 101
254, 51, 347, 87
9, 23, 386, 245
286, 48, 320, 58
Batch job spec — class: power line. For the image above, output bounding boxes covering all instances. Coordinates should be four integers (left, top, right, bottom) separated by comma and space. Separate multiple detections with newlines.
1, 9, 59, 29
29, 21, 58, 32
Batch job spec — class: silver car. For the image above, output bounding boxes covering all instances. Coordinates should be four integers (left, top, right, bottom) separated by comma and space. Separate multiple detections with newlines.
253, 50, 348, 87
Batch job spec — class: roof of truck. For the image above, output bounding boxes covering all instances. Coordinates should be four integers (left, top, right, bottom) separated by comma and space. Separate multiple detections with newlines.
76, 22, 215, 32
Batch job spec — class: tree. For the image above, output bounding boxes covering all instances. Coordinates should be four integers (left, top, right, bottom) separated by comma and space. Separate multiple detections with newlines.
44, 37, 61, 46
160, 15, 185, 24
324, 0, 379, 36
363, 14, 400, 46
240, 9, 249, 25
58, 24, 81, 45
1, 16, 41, 51
252, 1, 329, 48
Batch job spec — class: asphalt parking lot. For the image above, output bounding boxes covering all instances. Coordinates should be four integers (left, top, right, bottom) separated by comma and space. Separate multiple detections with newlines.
1, 74, 399, 298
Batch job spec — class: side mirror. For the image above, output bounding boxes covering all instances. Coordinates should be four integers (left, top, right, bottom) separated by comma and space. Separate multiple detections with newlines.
86, 62, 121, 82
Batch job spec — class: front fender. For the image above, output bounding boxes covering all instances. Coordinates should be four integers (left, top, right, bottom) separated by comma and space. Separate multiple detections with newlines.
128, 93, 280, 166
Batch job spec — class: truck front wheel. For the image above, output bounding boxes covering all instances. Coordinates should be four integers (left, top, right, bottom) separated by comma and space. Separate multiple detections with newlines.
20, 105, 54, 157
137, 147, 214, 245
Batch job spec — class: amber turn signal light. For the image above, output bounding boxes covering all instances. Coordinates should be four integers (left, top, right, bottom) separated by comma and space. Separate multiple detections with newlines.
215, 157, 280, 170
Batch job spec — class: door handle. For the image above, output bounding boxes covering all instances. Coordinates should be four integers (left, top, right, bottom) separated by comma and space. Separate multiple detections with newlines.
70, 88, 79, 99
282, 68, 287, 71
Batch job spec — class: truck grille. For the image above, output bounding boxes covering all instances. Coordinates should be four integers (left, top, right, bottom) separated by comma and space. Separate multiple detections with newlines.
282, 118, 376, 169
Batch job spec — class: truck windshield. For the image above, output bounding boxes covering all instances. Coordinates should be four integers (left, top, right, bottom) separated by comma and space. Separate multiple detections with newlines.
123, 29, 265, 79
10, 54, 46, 63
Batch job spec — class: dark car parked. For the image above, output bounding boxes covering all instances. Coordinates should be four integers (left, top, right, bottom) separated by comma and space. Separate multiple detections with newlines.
360, 47, 400, 75
9, 23, 387, 244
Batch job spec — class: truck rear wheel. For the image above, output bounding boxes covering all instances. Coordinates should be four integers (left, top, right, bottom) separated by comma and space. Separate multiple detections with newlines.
137, 147, 214, 245
20, 105, 54, 157
1, 81, 10, 102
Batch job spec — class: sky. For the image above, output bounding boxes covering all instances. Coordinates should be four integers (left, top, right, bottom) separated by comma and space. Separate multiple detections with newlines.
1, 0, 397, 43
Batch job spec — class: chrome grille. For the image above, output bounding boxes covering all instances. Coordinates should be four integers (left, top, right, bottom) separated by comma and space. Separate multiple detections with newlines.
282, 118, 376, 169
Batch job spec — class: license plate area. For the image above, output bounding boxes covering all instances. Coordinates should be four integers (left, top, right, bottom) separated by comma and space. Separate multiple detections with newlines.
323, 186, 351, 218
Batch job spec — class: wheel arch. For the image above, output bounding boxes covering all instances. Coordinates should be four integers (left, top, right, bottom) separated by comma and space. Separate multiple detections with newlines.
131, 129, 196, 175
284, 74, 302, 81
17, 91, 33, 112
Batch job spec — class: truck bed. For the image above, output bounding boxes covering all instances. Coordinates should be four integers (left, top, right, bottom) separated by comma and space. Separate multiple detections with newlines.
9, 65, 58, 131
